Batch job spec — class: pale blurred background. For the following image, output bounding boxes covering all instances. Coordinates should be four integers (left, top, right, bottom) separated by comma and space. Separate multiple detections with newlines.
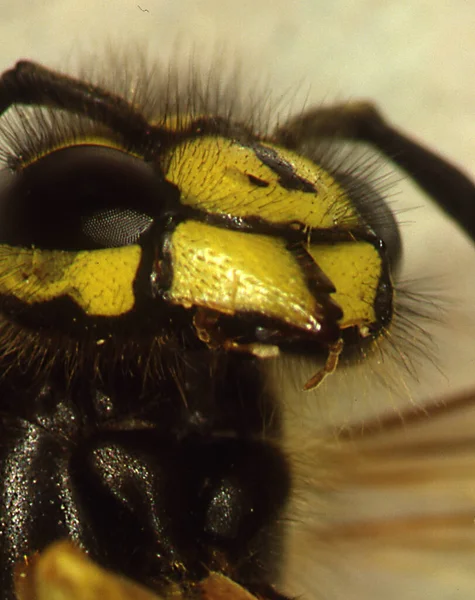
0, 1, 475, 598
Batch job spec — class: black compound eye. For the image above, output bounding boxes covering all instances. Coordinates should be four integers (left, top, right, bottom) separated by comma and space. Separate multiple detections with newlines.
0, 144, 170, 251
338, 173, 402, 270
82, 207, 154, 248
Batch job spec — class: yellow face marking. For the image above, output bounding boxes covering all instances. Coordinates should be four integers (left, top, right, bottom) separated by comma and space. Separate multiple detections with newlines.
165, 136, 361, 229
167, 221, 323, 334
307, 241, 382, 331
0, 245, 142, 316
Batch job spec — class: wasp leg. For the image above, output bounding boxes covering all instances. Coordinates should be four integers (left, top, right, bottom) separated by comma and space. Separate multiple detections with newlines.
276, 102, 475, 243
0, 61, 242, 159
0, 60, 158, 145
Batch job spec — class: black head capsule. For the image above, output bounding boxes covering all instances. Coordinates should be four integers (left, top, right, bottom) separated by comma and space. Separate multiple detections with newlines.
0, 145, 163, 250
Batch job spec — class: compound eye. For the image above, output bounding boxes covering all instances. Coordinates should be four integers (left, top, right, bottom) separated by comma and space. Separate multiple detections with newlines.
338, 173, 402, 270
82, 207, 154, 248
0, 145, 162, 250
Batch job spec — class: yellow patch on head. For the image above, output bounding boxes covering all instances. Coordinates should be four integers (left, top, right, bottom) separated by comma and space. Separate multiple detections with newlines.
307, 241, 382, 331
165, 136, 361, 229
0, 245, 142, 316
167, 221, 323, 334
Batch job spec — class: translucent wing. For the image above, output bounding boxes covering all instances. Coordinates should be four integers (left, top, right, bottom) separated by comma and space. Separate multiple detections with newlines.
284, 391, 475, 600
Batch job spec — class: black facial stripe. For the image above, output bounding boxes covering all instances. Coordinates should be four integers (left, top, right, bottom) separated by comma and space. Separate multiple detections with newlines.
167, 201, 377, 246
251, 143, 317, 193
247, 174, 270, 188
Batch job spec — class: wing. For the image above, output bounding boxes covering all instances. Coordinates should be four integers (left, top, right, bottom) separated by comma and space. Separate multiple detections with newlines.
283, 390, 475, 600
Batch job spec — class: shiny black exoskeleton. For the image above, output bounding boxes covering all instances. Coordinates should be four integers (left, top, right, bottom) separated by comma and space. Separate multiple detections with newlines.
0, 350, 290, 599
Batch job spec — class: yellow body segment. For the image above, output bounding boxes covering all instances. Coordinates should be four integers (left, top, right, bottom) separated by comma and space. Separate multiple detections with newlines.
0, 245, 142, 316
165, 137, 361, 229
15, 541, 261, 600
15, 542, 163, 600
307, 241, 382, 330
167, 221, 323, 333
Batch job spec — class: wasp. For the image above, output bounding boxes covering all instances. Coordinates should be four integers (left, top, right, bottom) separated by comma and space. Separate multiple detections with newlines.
0, 59, 473, 600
